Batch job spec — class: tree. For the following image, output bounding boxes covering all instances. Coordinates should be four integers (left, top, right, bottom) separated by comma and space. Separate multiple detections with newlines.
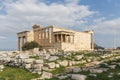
116, 47, 120, 50
22, 41, 42, 51
94, 43, 104, 50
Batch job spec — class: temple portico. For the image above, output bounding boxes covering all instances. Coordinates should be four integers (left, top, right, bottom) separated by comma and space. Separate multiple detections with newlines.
17, 31, 29, 51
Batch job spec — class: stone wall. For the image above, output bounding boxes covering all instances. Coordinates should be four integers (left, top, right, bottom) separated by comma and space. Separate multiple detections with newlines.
26, 30, 34, 42
74, 32, 91, 50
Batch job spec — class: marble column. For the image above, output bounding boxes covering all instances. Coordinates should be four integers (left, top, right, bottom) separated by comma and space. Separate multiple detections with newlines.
48, 28, 50, 43
57, 34, 59, 42
40, 33, 42, 44
61, 34, 63, 42
65, 34, 67, 43
22, 36, 25, 47
18, 37, 21, 51
68, 36, 71, 43
50, 27, 54, 43
91, 33, 94, 50
72, 35, 74, 43
69, 36, 71, 43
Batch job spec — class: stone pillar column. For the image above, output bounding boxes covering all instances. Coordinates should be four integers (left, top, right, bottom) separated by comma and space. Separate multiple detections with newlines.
24, 37, 27, 43
72, 35, 74, 44
68, 36, 70, 43
18, 37, 21, 51
40, 33, 42, 44
54, 34, 56, 43
51, 27, 54, 44
22, 36, 24, 48
42, 32, 44, 44
65, 34, 67, 43
43, 29, 45, 45
66, 35, 68, 43
57, 34, 59, 42
36, 31, 39, 43
44, 29, 46, 39
61, 34, 63, 42
41, 33, 42, 44
48, 28, 50, 43
91, 33, 94, 50
69, 35, 72, 43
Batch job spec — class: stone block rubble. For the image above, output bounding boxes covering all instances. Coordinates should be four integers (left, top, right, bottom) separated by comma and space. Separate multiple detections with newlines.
0, 50, 120, 80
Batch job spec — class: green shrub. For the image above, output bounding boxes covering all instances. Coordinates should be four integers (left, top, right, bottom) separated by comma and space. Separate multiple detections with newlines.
22, 41, 42, 51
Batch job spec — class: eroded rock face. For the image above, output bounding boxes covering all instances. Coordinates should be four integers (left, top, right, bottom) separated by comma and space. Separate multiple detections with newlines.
55, 64, 60, 68
75, 55, 83, 60
33, 48, 39, 54
40, 72, 52, 79
89, 69, 103, 73
71, 74, 87, 80
35, 64, 43, 70
39, 54, 50, 60
24, 59, 34, 64
42, 67, 49, 71
58, 60, 68, 67
68, 61, 73, 66
48, 56, 58, 62
47, 62, 56, 69
72, 68, 81, 73
58, 75, 68, 79
109, 65, 116, 69
33, 60, 43, 64
16, 54, 29, 59
25, 64, 31, 69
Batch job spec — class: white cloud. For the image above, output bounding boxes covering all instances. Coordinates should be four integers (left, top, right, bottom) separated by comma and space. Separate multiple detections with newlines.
0, 0, 120, 48
93, 17, 106, 23
92, 18, 120, 34
64, 0, 79, 5
0, 36, 7, 40
0, 0, 96, 32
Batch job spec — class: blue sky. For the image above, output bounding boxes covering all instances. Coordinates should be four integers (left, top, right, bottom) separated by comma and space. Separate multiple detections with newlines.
0, 0, 120, 50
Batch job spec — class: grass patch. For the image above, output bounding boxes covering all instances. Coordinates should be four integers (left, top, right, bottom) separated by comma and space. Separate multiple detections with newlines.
0, 66, 40, 80
84, 53, 100, 57
51, 66, 66, 74
45, 77, 59, 80
29, 56, 40, 60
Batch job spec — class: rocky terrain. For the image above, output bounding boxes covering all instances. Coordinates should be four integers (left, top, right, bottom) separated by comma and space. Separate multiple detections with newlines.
0, 49, 120, 80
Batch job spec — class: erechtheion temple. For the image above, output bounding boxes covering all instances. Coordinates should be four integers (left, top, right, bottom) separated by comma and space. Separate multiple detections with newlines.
17, 24, 94, 51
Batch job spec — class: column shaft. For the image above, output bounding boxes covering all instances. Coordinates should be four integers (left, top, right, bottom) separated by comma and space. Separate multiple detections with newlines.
72, 35, 74, 43
18, 37, 20, 51
68, 36, 70, 43
66, 35, 68, 43
22, 37, 24, 47
57, 34, 59, 42
48, 28, 50, 43
91, 33, 94, 50
65, 34, 67, 43
51, 27, 54, 43
61, 34, 63, 42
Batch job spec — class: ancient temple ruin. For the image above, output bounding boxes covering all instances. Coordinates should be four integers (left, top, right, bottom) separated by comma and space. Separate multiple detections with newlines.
17, 24, 94, 51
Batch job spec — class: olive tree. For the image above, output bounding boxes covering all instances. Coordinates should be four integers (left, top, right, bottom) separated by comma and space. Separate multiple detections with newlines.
22, 41, 42, 51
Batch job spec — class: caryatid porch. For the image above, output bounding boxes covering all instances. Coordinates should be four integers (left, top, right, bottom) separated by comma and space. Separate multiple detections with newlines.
53, 31, 74, 43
